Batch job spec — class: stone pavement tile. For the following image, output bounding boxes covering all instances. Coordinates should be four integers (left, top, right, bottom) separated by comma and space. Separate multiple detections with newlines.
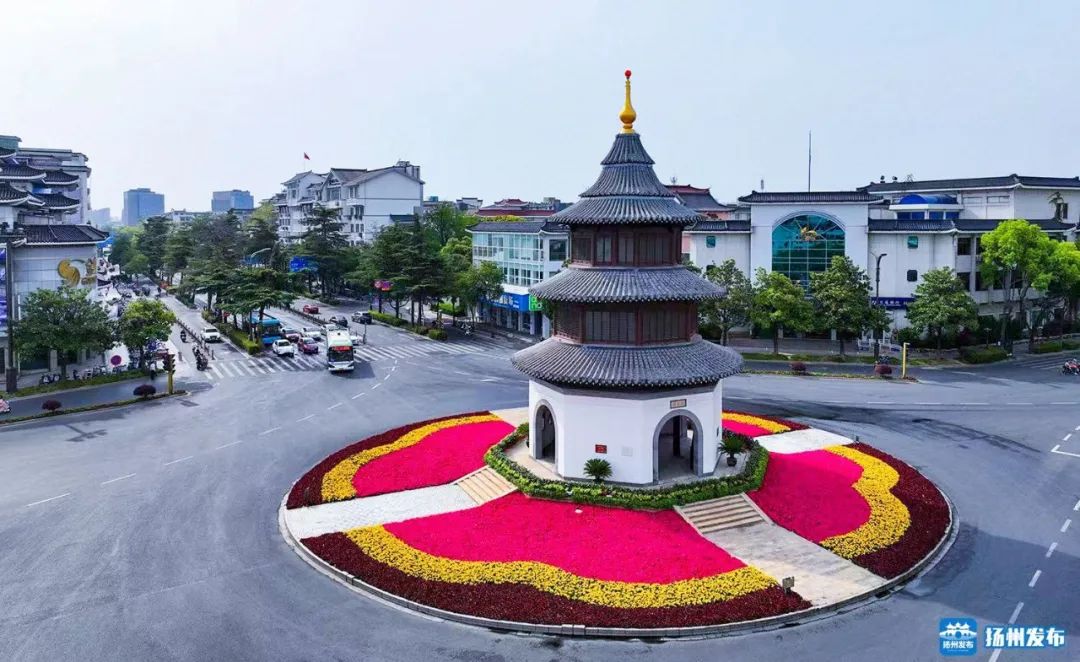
757, 428, 855, 454
506, 441, 562, 481
491, 407, 528, 427
285, 484, 477, 538
705, 523, 883, 607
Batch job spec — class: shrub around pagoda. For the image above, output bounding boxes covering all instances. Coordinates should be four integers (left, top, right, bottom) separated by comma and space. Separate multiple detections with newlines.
42, 399, 62, 412
133, 384, 157, 398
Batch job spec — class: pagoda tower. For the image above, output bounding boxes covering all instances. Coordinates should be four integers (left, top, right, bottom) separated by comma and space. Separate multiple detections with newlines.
512, 71, 743, 484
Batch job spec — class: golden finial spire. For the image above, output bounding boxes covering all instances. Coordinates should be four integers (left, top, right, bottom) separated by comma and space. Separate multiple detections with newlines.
620, 69, 636, 133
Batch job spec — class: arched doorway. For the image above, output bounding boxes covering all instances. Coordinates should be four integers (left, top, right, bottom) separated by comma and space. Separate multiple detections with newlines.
535, 404, 556, 462
653, 411, 703, 482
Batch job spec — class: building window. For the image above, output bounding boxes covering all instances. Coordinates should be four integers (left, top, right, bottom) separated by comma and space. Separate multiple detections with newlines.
595, 234, 614, 264
945, 211, 959, 220
637, 232, 673, 266
770, 214, 845, 288
897, 211, 925, 220
928, 211, 944, 220
964, 196, 984, 204
640, 307, 689, 343
584, 310, 636, 343
907, 236, 919, 248
975, 272, 988, 291
705, 235, 716, 248
957, 237, 972, 256
548, 239, 567, 262
617, 231, 635, 265
987, 195, 1009, 204
906, 269, 918, 282
956, 271, 971, 290
1056, 202, 1069, 220
572, 235, 593, 263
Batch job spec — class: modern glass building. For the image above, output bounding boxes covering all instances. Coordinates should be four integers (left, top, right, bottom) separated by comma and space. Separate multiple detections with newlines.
121, 188, 164, 226
211, 189, 254, 213
770, 213, 846, 288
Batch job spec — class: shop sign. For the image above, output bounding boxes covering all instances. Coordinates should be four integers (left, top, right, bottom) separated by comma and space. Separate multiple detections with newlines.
669, 398, 687, 409
594, 444, 607, 454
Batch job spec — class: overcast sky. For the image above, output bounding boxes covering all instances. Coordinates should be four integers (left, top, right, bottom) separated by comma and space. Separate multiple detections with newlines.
7, 0, 1080, 217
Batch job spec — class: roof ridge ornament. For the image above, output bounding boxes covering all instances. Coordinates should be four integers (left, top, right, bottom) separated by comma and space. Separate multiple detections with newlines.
620, 69, 636, 134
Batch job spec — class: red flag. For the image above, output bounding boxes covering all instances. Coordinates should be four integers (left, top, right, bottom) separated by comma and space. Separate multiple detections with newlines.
303, 152, 310, 160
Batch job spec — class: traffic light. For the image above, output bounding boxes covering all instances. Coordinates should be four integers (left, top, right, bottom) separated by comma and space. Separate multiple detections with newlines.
163, 352, 175, 374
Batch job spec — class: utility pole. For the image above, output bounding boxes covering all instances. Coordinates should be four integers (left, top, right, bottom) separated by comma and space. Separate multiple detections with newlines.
807, 131, 812, 192
873, 252, 887, 360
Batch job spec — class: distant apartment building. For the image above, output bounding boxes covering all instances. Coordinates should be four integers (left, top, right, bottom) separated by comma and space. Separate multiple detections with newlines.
122, 188, 164, 226
273, 161, 423, 245
211, 189, 254, 214
476, 197, 569, 217
0, 134, 92, 226
88, 207, 112, 227
422, 196, 483, 215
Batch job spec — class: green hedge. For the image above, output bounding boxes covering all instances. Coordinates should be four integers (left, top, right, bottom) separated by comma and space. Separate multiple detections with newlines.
427, 328, 448, 341
370, 311, 409, 328
1032, 340, 1080, 354
6, 369, 145, 397
959, 346, 1009, 364
484, 424, 767, 510
219, 324, 262, 355
438, 302, 466, 317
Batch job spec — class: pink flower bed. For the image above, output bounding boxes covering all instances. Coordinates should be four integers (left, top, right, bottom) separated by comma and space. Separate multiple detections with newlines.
385, 492, 745, 583
722, 419, 776, 438
351, 419, 513, 497
749, 450, 870, 542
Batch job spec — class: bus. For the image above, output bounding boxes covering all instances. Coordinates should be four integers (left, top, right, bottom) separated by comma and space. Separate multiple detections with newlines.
244, 313, 283, 346
326, 329, 355, 372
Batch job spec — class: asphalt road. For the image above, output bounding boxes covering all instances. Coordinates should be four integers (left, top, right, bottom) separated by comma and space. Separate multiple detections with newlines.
0, 327, 1077, 661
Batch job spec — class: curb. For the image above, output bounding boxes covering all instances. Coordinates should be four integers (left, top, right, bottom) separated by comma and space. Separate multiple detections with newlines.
278, 465, 957, 639
4, 372, 146, 401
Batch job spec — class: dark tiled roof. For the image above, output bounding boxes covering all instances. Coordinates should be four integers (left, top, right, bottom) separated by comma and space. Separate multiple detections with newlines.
0, 146, 15, 158
0, 182, 30, 203
686, 219, 751, 232
35, 193, 80, 210
531, 266, 724, 303
512, 337, 743, 389
738, 191, 884, 204
673, 190, 732, 212
20, 224, 109, 244
41, 171, 79, 185
867, 218, 1075, 233
861, 174, 1080, 193
0, 164, 47, 181
581, 164, 672, 197
600, 132, 655, 165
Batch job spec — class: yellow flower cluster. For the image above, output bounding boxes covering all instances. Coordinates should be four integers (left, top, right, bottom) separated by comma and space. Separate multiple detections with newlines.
345, 526, 777, 609
820, 445, 911, 558
722, 412, 791, 434
321, 414, 500, 503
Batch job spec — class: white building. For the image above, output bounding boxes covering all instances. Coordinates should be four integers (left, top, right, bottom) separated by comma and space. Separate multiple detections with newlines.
685, 175, 1079, 328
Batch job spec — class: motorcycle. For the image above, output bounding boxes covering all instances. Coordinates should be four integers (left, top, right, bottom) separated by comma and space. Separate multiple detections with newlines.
0, 398, 9, 414
1063, 359, 1080, 375
180, 330, 188, 343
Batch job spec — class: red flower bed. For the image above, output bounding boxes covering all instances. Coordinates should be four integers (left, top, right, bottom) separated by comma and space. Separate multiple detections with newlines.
748, 449, 871, 542
386, 492, 743, 582
352, 419, 513, 497
286, 411, 490, 509
847, 443, 949, 578
303, 532, 811, 628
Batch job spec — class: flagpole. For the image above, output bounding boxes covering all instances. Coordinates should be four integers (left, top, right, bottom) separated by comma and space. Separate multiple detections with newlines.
807, 131, 812, 192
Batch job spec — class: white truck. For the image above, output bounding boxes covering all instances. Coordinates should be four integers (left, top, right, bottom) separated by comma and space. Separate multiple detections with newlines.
325, 329, 355, 372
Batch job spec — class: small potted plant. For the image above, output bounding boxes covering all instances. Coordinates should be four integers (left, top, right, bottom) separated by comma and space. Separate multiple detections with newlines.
583, 458, 613, 483
721, 434, 745, 467
42, 399, 62, 413
874, 363, 893, 378
133, 384, 157, 399
790, 361, 807, 375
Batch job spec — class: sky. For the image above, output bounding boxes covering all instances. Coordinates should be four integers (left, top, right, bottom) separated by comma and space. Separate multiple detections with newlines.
6, 0, 1080, 217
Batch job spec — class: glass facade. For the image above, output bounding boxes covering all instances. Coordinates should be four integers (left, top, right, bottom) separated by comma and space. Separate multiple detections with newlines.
472, 232, 547, 286
771, 214, 845, 287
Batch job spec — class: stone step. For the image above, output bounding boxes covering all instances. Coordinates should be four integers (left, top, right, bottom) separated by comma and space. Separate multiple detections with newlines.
682, 500, 754, 517
676, 494, 768, 534
691, 506, 759, 527
697, 513, 764, 534
455, 467, 517, 505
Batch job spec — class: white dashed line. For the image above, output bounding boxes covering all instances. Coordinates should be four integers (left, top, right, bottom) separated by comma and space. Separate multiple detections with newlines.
390, 365, 397, 372
866, 402, 890, 405
297, 414, 314, 422
1050, 445, 1080, 458
1061, 519, 1072, 533
163, 455, 193, 466
1074, 498, 1080, 511
372, 383, 381, 390
989, 649, 1003, 662
327, 402, 342, 410
383, 374, 390, 381
101, 473, 135, 485
26, 493, 70, 507
215, 440, 243, 450
1065, 433, 1073, 442
258, 427, 281, 436
1008, 601, 1024, 624
1007, 402, 1033, 406
1028, 570, 1041, 588
351, 392, 365, 400
1046, 542, 1058, 559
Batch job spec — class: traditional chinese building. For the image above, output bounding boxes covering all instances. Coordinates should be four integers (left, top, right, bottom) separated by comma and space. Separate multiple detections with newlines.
512, 72, 742, 484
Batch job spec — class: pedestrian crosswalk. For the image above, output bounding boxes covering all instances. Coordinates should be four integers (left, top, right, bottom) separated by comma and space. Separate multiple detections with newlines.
1010, 352, 1080, 371
202, 338, 508, 380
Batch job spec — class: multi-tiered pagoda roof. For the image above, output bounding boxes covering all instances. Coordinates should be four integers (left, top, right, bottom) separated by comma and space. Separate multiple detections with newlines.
512, 71, 742, 389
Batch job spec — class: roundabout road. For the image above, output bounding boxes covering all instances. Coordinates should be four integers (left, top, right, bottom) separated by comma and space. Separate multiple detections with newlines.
0, 346, 1077, 661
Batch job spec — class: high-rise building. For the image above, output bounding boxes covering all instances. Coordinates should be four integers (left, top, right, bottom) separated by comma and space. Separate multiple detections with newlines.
122, 188, 164, 226
88, 207, 111, 227
211, 189, 254, 213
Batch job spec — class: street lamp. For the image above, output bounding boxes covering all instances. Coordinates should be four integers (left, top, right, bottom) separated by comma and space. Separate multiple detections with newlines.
246, 247, 272, 266
873, 252, 888, 359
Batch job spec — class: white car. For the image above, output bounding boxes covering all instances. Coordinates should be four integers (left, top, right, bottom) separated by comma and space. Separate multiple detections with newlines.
350, 331, 362, 346
202, 327, 222, 343
301, 326, 323, 340
272, 338, 295, 357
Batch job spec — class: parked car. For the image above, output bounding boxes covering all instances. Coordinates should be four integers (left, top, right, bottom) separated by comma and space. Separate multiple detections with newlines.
351, 311, 373, 324
328, 315, 347, 327
301, 326, 323, 340
302, 303, 320, 314
203, 327, 222, 343
299, 337, 319, 354
272, 339, 296, 357
281, 327, 301, 343
349, 331, 362, 346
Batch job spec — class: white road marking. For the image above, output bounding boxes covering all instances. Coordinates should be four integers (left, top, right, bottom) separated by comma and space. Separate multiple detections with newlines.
327, 402, 342, 410
382, 374, 390, 381
1064, 433, 1073, 441
1028, 569, 1041, 587
1046, 542, 1058, 558
988, 649, 1002, 662
371, 383, 381, 390
259, 426, 281, 436
866, 401, 890, 405
26, 493, 71, 507
1051, 402, 1076, 406
1050, 445, 1080, 458
163, 455, 193, 466
351, 392, 365, 400
480, 377, 499, 382
215, 440, 243, 449
1008, 601, 1024, 624
1007, 402, 1033, 406
297, 414, 314, 422
101, 473, 135, 485
1074, 498, 1080, 511
1061, 519, 1072, 533
390, 365, 397, 372
1076, 424, 1080, 431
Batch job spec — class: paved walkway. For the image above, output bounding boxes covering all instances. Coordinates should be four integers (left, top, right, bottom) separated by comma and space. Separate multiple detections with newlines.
284, 484, 477, 538
757, 428, 855, 454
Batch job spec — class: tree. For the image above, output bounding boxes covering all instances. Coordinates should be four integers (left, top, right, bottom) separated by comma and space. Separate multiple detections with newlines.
19, 287, 116, 380
124, 252, 150, 278
905, 268, 979, 355
136, 215, 171, 280
1036, 241, 1080, 339
299, 204, 349, 295
164, 224, 194, 285
223, 267, 298, 337
979, 220, 1056, 351
422, 204, 471, 247
245, 202, 280, 258
462, 261, 505, 322
108, 227, 140, 272
118, 298, 177, 369
809, 256, 874, 356
440, 236, 474, 320
750, 269, 813, 355
699, 260, 752, 345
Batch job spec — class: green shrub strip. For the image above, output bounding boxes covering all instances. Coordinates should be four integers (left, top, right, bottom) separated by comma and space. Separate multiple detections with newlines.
483, 424, 767, 510
5, 369, 145, 398
0, 391, 187, 426
958, 346, 1009, 364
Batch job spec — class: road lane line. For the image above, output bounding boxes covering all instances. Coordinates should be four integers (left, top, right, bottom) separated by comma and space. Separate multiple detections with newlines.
163, 455, 193, 466
1007, 402, 1033, 406
371, 383, 381, 390
1065, 433, 1073, 441
1062, 519, 1072, 533
382, 373, 390, 381
351, 392, 365, 400
1046, 542, 1058, 558
1074, 498, 1080, 511
1008, 601, 1024, 624
1028, 570, 1041, 587
988, 649, 1003, 662
866, 402, 890, 405
1076, 424, 1080, 431
1050, 445, 1080, 458
101, 473, 136, 485
215, 440, 243, 449
259, 426, 281, 436
297, 414, 314, 422
327, 402, 343, 410
26, 493, 71, 507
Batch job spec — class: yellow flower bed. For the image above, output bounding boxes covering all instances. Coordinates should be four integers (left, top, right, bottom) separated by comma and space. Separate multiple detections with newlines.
321, 414, 500, 503
722, 412, 791, 434
820, 445, 911, 558
346, 526, 777, 609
